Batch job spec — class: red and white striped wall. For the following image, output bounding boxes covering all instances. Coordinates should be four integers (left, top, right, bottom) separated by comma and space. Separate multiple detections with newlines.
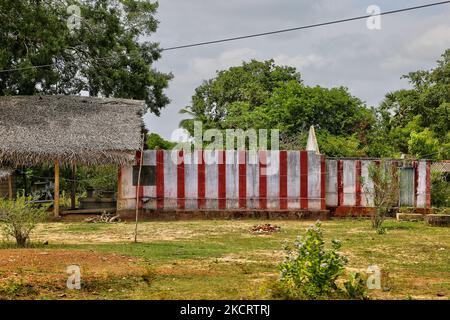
117, 151, 431, 212
117, 150, 326, 211
325, 159, 431, 210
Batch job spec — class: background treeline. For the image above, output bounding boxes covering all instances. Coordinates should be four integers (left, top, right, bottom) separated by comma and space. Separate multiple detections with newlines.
155, 49, 449, 162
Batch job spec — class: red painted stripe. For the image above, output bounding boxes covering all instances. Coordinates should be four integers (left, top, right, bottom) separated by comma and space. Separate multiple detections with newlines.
300, 151, 308, 210
218, 151, 226, 209
197, 150, 206, 209
414, 161, 418, 208
279, 151, 288, 209
177, 150, 185, 210
426, 161, 431, 209
156, 150, 164, 209
259, 150, 267, 209
238, 150, 247, 209
337, 160, 344, 207
355, 160, 362, 207
320, 155, 326, 210
135, 151, 144, 209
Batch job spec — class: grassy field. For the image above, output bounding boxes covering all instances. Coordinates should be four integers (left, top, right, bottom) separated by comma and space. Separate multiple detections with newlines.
0, 218, 449, 300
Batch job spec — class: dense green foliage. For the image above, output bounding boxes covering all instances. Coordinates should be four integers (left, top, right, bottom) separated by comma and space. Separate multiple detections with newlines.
179, 59, 301, 134
431, 172, 450, 208
180, 50, 450, 160
0, 0, 171, 114
377, 50, 450, 160
146, 133, 176, 150
180, 60, 374, 155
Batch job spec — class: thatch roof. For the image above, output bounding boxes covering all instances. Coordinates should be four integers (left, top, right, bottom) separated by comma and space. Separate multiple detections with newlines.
0, 95, 145, 166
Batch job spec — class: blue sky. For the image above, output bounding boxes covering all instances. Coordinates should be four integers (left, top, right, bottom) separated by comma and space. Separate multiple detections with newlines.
144, 0, 450, 140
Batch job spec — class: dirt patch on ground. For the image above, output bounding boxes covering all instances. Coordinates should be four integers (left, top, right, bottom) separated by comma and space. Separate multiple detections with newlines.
0, 249, 148, 299
32, 223, 200, 244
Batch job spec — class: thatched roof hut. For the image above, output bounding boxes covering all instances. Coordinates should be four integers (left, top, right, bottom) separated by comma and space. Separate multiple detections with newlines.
0, 95, 145, 166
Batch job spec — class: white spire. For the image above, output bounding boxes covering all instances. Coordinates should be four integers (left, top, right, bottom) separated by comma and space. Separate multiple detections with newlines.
306, 125, 320, 154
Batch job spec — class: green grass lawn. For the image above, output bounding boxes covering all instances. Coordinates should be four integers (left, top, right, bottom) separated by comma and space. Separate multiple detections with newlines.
0, 218, 449, 300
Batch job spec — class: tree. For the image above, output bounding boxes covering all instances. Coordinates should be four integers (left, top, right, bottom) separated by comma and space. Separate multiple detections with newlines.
377, 49, 450, 159
0, 195, 49, 247
363, 161, 399, 232
179, 59, 301, 134
146, 133, 175, 150
0, 0, 172, 115
180, 60, 375, 156
256, 81, 374, 142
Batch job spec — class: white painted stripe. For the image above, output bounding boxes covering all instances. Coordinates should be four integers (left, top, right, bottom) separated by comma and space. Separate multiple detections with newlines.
163, 150, 178, 209
246, 150, 259, 209
308, 152, 322, 210
417, 161, 427, 208
120, 165, 135, 199
287, 151, 300, 209
184, 152, 198, 210
326, 160, 338, 206
205, 150, 219, 209
361, 160, 374, 206
143, 150, 156, 209
343, 160, 356, 206
226, 150, 239, 209
267, 150, 280, 209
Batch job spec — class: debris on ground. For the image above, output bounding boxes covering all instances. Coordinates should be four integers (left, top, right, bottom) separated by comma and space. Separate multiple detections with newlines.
84, 212, 121, 223
250, 224, 281, 234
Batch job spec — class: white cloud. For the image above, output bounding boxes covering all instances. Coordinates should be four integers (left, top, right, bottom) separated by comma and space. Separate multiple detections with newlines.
189, 48, 260, 80
407, 25, 450, 59
381, 24, 450, 71
274, 53, 328, 70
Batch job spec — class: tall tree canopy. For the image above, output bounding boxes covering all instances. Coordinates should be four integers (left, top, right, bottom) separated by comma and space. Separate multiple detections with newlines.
377, 49, 450, 160
179, 59, 301, 134
0, 0, 171, 114
180, 59, 375, 156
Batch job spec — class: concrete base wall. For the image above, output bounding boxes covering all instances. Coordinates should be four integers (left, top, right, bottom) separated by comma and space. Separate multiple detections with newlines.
118, 209, 330, 221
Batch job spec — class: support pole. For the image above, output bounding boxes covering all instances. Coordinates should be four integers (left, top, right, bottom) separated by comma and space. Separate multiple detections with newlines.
71, 163, 76, 210
117, 167, 122, 211
134, 133, 145, 243
7, 175, 13, 200
54, 161, 60, 217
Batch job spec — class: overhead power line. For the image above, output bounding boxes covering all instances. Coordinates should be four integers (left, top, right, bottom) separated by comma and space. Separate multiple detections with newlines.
0, 1, 449, 73
162, 1, 450, 51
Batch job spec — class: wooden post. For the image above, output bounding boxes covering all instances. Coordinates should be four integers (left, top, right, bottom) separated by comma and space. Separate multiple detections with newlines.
7, 175, 13, 200
117, 166, 122, 211
54, 161, 60, 217
71, 163, 76, 210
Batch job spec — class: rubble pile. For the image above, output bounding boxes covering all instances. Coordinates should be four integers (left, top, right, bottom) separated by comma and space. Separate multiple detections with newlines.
84, 212, 121, 223
250, 224, 281, 234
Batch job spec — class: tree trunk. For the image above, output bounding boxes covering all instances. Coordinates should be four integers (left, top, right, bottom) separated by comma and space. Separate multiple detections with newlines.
16, 235, 28, 247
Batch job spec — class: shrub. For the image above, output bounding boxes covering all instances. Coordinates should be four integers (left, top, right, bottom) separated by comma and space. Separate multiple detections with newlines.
343, 272, 369, 300
0, 195, 49, 247
363, 161, 399, 231
276, 222, 348, 299
431, 171, 450, 208
271, 222, 369, 300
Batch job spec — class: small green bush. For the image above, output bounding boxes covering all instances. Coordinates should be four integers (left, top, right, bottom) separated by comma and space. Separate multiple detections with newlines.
0, 195, 49, 247
343, 272, 369, 300
272, 222, 368, 300
276, 222, 343, 299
